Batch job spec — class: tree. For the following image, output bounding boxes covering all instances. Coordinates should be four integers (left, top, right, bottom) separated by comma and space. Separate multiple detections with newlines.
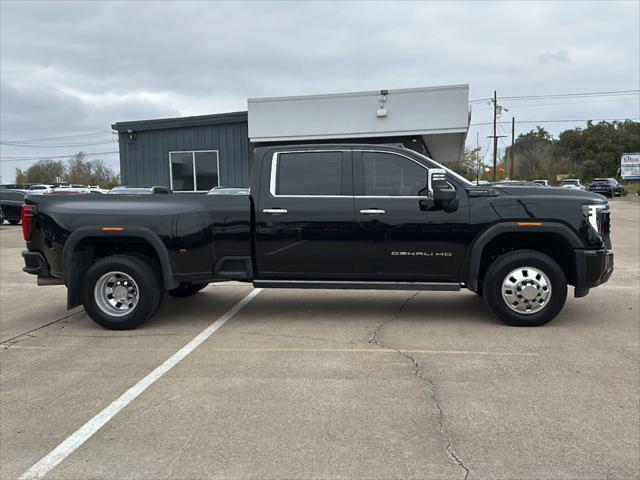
64, 152, 119, 187
65, 152, 93, 184
448, 147, 482, 181
499, 120, 640, 182
555, 120, 640, 180
91, 159, 119, 187
508, 127, 557, 180
13, 159, 66, 184
579, 159, 602, 181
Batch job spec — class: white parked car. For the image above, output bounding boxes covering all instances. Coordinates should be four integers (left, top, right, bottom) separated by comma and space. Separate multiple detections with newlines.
27, 184, 53, 194
48, 185, 92, 194
532, 180, 551, 187
560, 179, 586, 191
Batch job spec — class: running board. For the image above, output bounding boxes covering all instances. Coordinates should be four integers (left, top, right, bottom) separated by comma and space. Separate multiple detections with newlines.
252, 280, 461, 291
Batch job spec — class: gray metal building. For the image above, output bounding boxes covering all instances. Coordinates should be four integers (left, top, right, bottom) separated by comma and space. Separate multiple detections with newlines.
112, 85, 470, 191
112, 112, 251, 190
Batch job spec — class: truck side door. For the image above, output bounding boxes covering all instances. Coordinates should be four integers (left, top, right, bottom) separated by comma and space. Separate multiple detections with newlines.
255, 149, 356, 278
353, 150, 470, 281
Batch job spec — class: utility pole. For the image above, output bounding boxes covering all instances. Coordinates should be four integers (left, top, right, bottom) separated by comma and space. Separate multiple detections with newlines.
476, 131, 480, 184
492, 90, 498, 182
487, 90, 506, 182
510, 116, 515, 180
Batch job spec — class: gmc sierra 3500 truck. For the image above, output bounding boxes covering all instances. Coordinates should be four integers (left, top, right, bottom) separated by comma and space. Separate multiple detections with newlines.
21, 144, 613, 329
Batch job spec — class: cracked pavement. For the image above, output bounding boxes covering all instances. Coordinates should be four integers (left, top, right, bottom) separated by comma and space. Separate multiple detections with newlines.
369, 291, 470, 480
1, 198, 639, 480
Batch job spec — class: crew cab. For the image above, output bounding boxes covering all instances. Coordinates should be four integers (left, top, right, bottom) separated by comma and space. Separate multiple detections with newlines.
21, 144, 613, 329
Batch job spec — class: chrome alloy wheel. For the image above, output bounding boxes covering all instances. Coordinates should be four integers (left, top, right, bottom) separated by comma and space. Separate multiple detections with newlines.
94, 271, 139, 317
501, 266, 552, 314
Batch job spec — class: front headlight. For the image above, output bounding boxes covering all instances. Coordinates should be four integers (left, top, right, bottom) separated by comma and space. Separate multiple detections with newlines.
582, 203, 607, 234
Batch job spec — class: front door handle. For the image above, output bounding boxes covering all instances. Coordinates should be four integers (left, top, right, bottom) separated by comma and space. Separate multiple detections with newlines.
359, 209, 386, 215
263, 208, 288, 215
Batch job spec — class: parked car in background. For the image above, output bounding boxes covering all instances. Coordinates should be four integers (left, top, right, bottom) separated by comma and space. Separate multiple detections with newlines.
47, 186, 92, 194
560, 179, 586, 191
533, 180, 551, 187
207, 187, 250, 195
589, 178, 625, 197
90, 187, 110, 194
27, 184, 53, 193
108, 186, 172, 195
0, 189, 27, 224
493, 180, 543, 187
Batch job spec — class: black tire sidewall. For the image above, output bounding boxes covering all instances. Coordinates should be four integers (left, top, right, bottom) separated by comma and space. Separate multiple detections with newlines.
483, 250, 567, 327
81, 255, 161, 330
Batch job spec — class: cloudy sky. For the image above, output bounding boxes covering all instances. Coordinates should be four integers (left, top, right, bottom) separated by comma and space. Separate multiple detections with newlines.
1, 0, 639, 182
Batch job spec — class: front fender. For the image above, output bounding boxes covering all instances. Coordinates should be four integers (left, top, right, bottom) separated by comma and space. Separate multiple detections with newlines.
464, 221, 584, 292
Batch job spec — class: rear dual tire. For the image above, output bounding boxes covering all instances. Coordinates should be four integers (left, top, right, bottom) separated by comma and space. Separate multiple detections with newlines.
482, 249, 567, 327
81, 255, 162, 330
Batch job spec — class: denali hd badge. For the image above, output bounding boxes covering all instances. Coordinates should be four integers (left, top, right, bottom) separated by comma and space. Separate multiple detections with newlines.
391, 251, 453, 257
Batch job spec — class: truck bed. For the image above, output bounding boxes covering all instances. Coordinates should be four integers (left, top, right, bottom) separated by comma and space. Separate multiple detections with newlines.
25, 193, 253, 283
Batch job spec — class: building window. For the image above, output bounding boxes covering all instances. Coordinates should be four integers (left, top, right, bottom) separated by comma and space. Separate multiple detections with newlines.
169, 150, 219, 191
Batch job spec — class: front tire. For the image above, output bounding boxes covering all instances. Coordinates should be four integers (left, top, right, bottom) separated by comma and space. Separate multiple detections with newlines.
8, 219, 20, 225
81, 255, 162, 330
482, 249, 567, 327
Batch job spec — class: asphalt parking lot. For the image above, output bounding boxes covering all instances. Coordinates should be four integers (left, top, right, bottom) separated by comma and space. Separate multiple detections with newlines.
1, 198, 638, 480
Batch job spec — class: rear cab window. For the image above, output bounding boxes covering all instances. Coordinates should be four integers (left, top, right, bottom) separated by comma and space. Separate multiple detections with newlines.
271, 151, 350, 196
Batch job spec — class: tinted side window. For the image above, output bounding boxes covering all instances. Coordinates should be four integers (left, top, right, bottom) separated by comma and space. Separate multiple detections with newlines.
276, 152, 344, 196
362, 152, 428, 196
1, 192, 24, 201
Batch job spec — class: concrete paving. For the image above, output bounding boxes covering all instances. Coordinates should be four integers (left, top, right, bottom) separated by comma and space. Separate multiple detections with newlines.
1, 199, 638, 480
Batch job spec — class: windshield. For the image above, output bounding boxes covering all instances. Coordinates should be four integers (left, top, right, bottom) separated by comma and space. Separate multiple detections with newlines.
562, 180, 578, 185
411, 151, 474, 187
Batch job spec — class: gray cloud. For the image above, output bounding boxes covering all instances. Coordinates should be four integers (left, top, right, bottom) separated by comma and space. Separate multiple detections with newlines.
538, 50, 570, 64
1, 0, 639, 181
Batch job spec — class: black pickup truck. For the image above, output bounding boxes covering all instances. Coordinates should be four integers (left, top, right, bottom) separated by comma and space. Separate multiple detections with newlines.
21, 144, 613, 329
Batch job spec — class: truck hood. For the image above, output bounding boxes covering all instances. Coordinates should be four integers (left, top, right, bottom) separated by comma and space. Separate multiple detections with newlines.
472, 185, 607, 203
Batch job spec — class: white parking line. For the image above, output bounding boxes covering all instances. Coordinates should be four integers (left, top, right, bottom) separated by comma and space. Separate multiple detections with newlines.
18, 288, 262, 480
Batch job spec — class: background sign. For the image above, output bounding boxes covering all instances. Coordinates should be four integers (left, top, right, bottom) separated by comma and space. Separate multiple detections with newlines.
621, 153, 640, 180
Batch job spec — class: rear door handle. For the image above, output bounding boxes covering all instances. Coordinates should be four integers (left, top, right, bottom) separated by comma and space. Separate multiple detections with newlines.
359, 209, 386, 215
262, 208, 288, 215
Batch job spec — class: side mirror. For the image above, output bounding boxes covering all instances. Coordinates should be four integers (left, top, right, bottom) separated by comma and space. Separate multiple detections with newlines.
428, 168, 458, 211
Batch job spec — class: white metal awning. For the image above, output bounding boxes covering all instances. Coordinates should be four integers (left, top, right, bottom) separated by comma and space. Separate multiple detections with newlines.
248, 84, 470, 162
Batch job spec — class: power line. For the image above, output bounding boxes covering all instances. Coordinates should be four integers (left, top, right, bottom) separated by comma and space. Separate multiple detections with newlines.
480, 137, 492, 162
471, 96, 640, 111
0, 151, 119, 163
469, 89, 639, 104
1, 140, 117, 148
470, 117, 639, 126
502, 90, 639, 101
0, 130, 114, 143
